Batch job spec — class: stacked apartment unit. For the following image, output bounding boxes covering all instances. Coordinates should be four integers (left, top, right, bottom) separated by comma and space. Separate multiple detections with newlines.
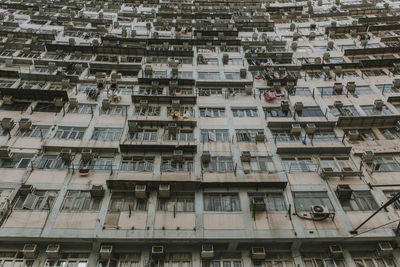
0, 0, 399, 265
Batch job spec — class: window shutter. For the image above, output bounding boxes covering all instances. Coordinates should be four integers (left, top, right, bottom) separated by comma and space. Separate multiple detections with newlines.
23, 194, 39, 210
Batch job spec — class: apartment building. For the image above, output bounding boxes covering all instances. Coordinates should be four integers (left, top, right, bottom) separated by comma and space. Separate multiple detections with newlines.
0, 0, 399, 265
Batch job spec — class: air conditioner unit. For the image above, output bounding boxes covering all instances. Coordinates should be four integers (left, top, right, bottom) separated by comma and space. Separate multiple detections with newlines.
291, 124, 302, 135
329, 245, 343, 258
374, 99, 384, 110
334, 101, 343, 109
336, 184, 352, 200
81, 148, 93, 163
171, 99, 180, 109
281, 101, 289, 111
252, 197, 266, 211
245, 86, 253, 95
362, 151, 374, 163
19, 118, 31, 130
135, 185, 147, 199
100, 245, 113, 260
159, 184, 170, 198
294, 102, 303, 112
396, 121, 400, 132
22, 244, 38, 259
61, 79, 70, 89
2, 95, 13, 105
251, 247, 266, 260
152, 246, 165, 258
49, 62, 57, 72
60, 148, 72, 162
201, 245, 214, 259
323, 52, 330, 61
333, 83, 343, 94
377, 242, 393, 257
201, 151, 211, 164
102, 99, 110, 110
222, 53, 229, 64
240, 68, 247, 79
239, 151, 251, 162
5, 58, 13, 67
393, 79, 400, 89
1, 118, 13, 131
305, 123, 316, 134
19, 185, 33, 196
169, 80, 178, 90
46, 244, 60, 259
348, 130, 359, 141
53, 97, 63, 107
69, 98, 78, 109
90, 185, 105, 198
311, 205, 330, 219
256, 133, 265, 142
173, 150, 183, 162
152, 81, 159, 90
323, 66, 330, 75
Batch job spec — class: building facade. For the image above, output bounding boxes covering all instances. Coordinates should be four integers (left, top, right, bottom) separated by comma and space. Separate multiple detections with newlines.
0, 0, 399, 266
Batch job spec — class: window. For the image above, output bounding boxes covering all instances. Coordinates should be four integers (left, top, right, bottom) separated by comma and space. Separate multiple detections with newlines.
292, 87, 311, 96
376, 84, 399, 93
320, 156, 354, 171
158, 253, 192, 267
54, 127, 85, 139
36, 155, 68, 169
254, 254, 294, 267
236, 129, 264, 142
128, 129, 158, 142
293, 192, 333, 211
362, 70, 386, 77
340, 71, 359, 78
200, 108, 225, 118
201, 129, 229, 142
46, 253, 89, 267
0, 252, 34, 267
204, 193, 240, 212
243, 157, 275, 173
68, 104, 93, 114
164, 129, 194, 142
340, 191, 378, 211
199, 88, 223, 96
330, 106, 359, 117
312, 131, 337, 142
120, 157, 153, 172
198, 72, 220, 80
297, 107, 324, 117
225, 72, 241, 80
98, 254, 140, 267
0, 101, 29, 111
317, 87, 335, 96
380, 128, 400, 140
91, 128, 122, 141
162, 158, 193, 172
249, 193, 286, 211
158, 194, 195, 212
17, 125, 50, 138
134, 105, 160, 116
61, 191, 102, 211
371, 156, 400, 172
361, 105, 393, 116
0, 154, 33, 168
232, 109, 258, 117
304, 255, 345, 267
34, 102, 62, 112
100, 105, 127, 115
353, 253, 396, 267
178, 71, 193, 79
272, 131, 301, 142
167, 106, 193, 118
202, 260, 243, 267
354, 86, 373, 95
264, 108, 292, 117
384, 191, 400, 209
14, 190, 58, 210
108, 192, 147, 212
204, 156, 234, 172
81, 157, 113, 170
355, 129, 376, 141
282, 157, 316, 172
